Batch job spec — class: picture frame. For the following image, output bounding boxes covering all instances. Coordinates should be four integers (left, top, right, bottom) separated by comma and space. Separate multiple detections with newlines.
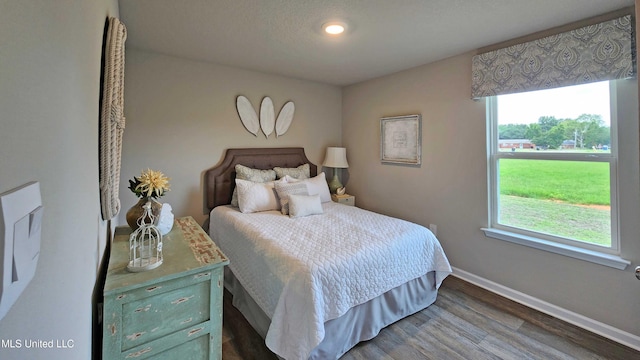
380, 114, 422, 166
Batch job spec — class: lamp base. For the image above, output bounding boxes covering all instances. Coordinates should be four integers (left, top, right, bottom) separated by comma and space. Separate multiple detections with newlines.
327, 171, 343, 194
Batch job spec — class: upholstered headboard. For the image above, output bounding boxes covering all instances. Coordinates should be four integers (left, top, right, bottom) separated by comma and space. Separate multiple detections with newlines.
204, 147, 318, 212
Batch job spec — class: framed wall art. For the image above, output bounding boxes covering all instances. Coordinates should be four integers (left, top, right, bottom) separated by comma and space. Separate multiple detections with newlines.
380, 114, 421, 166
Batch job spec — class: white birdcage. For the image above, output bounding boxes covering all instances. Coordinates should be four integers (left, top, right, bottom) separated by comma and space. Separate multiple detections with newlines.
127, 200, 163, 272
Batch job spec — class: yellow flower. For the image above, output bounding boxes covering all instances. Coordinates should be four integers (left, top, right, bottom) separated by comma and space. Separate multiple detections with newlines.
129, 169, 170, 198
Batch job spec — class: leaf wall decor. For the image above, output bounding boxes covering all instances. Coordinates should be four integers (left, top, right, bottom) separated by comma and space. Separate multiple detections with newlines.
260, 97, 275, 138
236, 95, 294, 138
236, 95, 259, 136
275, 101, 295, 137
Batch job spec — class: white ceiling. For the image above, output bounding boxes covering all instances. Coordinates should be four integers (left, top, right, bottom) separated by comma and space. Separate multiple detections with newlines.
119, 0, 634, 86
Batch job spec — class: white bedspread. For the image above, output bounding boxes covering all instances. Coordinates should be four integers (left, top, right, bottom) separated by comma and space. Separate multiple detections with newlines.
209, 202, 452, 360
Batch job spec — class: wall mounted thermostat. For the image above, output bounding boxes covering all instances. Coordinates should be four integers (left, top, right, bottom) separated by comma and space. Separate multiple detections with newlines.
0, 181, 43, 321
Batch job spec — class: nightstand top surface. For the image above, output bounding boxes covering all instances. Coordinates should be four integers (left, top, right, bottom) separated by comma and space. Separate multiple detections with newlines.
104, 216, 228, 295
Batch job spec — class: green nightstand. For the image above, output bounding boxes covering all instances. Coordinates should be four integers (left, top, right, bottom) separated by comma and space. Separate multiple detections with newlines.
103, 217, 228, 359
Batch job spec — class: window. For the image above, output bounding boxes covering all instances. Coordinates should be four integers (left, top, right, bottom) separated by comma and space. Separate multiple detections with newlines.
485, 80, 621, 257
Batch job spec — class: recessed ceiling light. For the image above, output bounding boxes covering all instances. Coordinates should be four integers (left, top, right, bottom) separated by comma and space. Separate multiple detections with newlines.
322, 22, 347, 36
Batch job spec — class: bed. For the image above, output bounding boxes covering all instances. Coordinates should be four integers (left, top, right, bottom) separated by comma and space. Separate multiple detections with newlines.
204, 147, 452, 359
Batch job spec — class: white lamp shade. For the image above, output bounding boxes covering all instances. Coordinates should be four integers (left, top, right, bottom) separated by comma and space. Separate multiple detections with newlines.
323, 147, 349, 168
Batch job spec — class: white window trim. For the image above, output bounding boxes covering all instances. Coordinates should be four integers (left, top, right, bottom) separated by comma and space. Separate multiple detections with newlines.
481, 228, 629, 270
484, 82, 629, 270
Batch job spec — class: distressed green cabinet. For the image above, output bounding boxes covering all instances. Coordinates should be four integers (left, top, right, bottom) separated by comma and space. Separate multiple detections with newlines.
103, 216, 228, 360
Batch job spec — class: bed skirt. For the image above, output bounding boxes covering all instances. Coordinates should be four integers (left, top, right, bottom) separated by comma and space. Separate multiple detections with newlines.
224, 267, 438, 360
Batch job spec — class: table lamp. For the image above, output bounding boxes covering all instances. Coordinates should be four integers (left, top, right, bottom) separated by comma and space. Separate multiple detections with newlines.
323, 147, 349, 194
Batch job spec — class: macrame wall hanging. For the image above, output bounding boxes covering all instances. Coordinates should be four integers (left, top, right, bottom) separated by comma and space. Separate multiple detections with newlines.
99, 17, 127, 220
236, 96, 294, 138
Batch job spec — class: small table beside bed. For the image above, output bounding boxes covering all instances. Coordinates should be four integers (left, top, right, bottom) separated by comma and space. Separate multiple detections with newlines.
204, 147, 452, 360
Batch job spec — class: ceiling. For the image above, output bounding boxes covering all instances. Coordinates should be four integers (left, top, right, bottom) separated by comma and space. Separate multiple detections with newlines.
119, 0, 634, 86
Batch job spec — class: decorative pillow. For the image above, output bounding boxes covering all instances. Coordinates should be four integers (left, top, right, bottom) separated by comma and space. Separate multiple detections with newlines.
274, 164, 310, 179
235, 179, 279, 213
274, 181, 309, 215
231, 164, 277, 207
301, 172, 332, 203
289, 194, 323, 218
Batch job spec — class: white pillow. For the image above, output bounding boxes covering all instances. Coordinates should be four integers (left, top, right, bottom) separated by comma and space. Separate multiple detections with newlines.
235, 178, 279, 213
289, 194, 323, 218
274, 181, 309, 215
289, 172, 331, 202
231, 165, 277, 207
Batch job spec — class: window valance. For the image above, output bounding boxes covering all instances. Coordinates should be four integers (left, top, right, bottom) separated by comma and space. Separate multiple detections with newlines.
471, 15, 635, 98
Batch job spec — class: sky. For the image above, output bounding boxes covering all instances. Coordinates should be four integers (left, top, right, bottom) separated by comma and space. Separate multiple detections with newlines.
497, 80, 611, 126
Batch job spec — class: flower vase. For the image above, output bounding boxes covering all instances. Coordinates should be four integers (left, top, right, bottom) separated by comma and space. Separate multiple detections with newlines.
126, 197, 162, 230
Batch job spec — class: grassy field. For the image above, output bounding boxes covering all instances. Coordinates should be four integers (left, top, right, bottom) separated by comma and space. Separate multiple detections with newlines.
498, 159, 611, 246
499, 195, 611, 246
499, 159, 610, 205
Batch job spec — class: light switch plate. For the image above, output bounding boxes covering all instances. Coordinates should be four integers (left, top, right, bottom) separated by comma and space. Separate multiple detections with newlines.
0, 181, 42, 320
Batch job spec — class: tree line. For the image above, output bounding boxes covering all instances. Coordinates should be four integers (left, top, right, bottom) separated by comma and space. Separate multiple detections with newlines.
499, 114, 610, 149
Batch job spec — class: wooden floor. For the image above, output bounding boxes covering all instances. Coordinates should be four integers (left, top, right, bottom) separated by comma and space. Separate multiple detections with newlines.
221, 276, 639, 359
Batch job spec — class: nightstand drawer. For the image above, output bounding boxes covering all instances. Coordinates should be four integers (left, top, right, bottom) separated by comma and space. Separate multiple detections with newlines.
114, 270, 212, 303
121, 322, 211, 359
150, 333, 210, 359
122, 280, 211, 350
332, 194, 355, 206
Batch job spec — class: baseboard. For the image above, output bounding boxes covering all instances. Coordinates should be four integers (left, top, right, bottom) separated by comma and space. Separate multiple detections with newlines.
450, 267, 640, 351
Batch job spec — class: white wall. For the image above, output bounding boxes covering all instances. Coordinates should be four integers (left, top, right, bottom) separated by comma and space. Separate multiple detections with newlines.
117, 50, 343, 226
0, 0, 119, 359
2, 2, 634, 358
342, 52, 640, 340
